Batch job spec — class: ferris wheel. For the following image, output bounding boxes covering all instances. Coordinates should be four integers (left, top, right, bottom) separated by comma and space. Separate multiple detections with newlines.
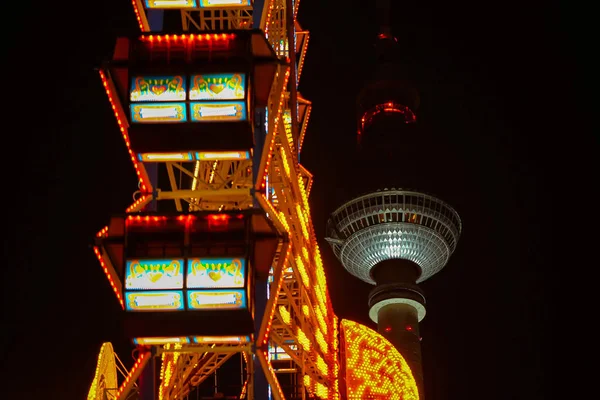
87, 343, 119, 400
87, 1, 421, 400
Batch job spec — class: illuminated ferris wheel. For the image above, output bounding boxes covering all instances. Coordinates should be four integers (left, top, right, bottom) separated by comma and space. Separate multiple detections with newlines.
87, 1, 421, 399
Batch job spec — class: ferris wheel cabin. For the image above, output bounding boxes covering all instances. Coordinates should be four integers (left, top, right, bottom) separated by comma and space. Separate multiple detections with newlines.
101, 30, 280, 159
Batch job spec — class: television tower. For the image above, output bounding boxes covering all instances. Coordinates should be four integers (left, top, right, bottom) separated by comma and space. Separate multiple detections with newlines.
325, 0, 462, 397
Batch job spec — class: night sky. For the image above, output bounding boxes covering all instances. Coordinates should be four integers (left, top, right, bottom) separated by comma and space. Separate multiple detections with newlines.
2, 1, 592, 399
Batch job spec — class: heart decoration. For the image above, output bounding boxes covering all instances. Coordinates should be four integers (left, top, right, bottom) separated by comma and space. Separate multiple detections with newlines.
148, 272, 163, 283
151, 85, 167, 96
208, 271, 222, 282
209, 84, 225, 94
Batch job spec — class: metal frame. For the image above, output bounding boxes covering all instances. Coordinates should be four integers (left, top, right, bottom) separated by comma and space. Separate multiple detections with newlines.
161, 159, 254, 212
90, 0, 342, 399
181, 7, 254, 31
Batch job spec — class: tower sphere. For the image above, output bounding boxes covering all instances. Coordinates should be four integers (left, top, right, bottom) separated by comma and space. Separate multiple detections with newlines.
326, 188, 462, 284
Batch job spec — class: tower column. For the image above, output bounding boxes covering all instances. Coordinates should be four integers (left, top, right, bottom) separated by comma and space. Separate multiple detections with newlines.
368, 258, 427, 398
377, 303, 423, 397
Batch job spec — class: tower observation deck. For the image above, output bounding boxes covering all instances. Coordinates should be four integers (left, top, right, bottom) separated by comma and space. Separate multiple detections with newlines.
325, 0, 462, 398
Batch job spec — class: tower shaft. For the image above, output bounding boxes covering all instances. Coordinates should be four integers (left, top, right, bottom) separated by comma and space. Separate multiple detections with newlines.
377, 303, 423, 393
369, 258, 426, 398
376, 0, 392, 36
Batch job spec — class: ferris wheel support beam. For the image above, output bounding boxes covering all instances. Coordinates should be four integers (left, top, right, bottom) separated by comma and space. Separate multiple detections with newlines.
141, 5, 162, 214
157, 345, 252, 355
166, 351, 238, 400
165, 162, 183, 212
154, 188, 252, 200
285, 0, 300, 158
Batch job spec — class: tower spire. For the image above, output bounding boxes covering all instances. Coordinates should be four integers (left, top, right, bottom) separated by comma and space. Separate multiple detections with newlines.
356, 0, 419, 142
376, 0, 392, 37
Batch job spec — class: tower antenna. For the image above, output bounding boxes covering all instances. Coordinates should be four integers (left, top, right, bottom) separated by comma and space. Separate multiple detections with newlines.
376, 0, 392, 37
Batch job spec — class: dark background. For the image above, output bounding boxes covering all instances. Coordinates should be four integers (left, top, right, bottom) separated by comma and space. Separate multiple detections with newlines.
1, 0, 592, 399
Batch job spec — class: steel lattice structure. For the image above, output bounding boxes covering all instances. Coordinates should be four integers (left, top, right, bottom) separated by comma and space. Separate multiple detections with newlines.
88, 1, 339, 400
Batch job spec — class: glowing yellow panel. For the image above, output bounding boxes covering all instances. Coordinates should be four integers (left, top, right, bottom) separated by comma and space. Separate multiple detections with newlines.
341, 319, 419, 400
195, 151, 250, 160
189, 73, 245, 100
138, 152, 194, 162
193, 336, 250, 344
131, 102, 187, 123
187, 257, 245, 288
190, 101, 246, 122
125, 259, 184, 290
133, 337, 190, 345
126, 291, 184, 311
130, 75, 186, 102
145, 0, 196, 8
198, 0, 251, 7
187, 289, 246, 310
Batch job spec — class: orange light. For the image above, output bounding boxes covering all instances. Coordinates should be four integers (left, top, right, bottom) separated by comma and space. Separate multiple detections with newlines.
93, 246, 124, 309
115, 351, 150, 398
139, 33, 235, 42
341, 319, 419, 399
208, 214, 230, 222
207, 213, 230, 230
126, 215, 168, 225
98, 70, 150, 193
130, 0, 146, 32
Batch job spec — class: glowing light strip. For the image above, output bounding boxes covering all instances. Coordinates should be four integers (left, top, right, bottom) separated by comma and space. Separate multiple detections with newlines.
256, 350, 285, 400
139, 33, 235, 42
260, 0, 276, 33
255, 66, 290, 191
360, 101, 417, 135
159, 343, 182, 400
297, 31, 310, 80
239, 352, 250, 398
131, 0, 150, 32
294, 0, 301, 19
282, 111, 295, 158
126, 195, 152, 213
298, 100, 312, 151
298, 164, 313, 198
98, 69, 151, 193
93, 246, 124, 309
259, 239, 291, 345
115, 351, 151, 400
96, 226, 108, 238
278, 305, 291, 325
